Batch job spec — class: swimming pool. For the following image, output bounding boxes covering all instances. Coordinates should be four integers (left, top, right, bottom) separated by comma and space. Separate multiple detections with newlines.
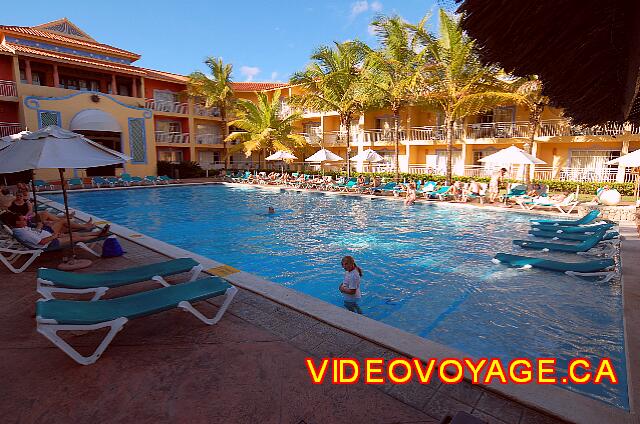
52, 184, 628, 408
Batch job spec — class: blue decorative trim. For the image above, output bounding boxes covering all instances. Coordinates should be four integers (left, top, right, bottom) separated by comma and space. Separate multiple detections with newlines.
5, 36, 132, 64
128, 118, 147, 164
37, 110, 61, 128
24, 91, 152, 119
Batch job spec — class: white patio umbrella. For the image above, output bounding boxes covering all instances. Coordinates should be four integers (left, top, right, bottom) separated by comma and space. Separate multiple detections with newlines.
0, 125, 130, 269
305, 148, 344, 175
265, 150, 298, 173
608, 149, 640, 199
479, 145, 546, 181
349, 149, 384, 172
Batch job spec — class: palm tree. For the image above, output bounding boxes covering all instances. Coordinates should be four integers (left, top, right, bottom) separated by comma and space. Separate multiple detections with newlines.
289, 41, 371, 178
187, 57, 235, 170
512, 76, 550, 183
363, 16, 424, 181
226, 90, 307, 168
414, 10, 519, 184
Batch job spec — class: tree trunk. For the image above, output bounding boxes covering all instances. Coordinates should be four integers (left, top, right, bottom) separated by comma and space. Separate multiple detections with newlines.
342, 114, 351, 179
524, 106, 542, 184
221, 104, 230, 171
446, 117, 454, 186
393, 108, 401, 182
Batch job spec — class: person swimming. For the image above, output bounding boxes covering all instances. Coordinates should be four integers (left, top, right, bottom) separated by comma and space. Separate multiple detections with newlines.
268, 206, 275, 214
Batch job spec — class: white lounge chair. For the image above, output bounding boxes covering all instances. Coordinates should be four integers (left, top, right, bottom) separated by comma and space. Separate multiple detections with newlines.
517, 193, 579, 214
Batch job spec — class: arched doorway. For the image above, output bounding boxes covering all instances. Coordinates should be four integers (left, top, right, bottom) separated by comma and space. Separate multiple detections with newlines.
70, 109, 122, 176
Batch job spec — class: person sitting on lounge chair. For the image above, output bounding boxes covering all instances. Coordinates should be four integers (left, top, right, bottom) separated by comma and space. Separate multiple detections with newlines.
3, 213, 109, 250
451, 180, 464, 201
8, 191, 34, 220
461, 179, 481, 202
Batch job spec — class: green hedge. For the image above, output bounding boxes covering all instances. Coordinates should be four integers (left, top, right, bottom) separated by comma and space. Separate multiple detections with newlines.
157, 161, 206, 179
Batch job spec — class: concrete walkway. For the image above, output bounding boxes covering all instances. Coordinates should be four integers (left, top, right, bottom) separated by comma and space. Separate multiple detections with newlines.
1, 238, 567, 424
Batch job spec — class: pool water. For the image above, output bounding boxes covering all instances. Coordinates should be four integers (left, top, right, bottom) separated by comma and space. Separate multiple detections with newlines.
52, 184, 628, 408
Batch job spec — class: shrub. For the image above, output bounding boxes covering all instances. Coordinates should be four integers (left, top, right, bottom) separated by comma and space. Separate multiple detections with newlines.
157, 161, 206, 179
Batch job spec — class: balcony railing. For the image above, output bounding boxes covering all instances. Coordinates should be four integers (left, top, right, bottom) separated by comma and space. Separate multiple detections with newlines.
323, 131, 359, 146
0, 122, 22, 138
298, 130, 323, 145
466, 122, 530, 139
0, 80, 17, 97
532, 166, 634, 183
465, 119, 640, 139
155, 131, 189, 144
362, 129, 406, 145
193, 104, 220, 117
196, 133, 222, 145
145, 99, 188, 114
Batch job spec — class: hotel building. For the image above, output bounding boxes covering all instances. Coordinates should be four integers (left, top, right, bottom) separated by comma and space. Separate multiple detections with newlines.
1, 19, 638, 183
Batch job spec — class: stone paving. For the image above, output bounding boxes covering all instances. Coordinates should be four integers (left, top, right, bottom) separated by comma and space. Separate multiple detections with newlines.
1, 236, 570, 423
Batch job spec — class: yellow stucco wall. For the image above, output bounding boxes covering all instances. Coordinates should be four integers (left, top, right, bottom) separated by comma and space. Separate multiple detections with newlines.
16, 84, 156, 180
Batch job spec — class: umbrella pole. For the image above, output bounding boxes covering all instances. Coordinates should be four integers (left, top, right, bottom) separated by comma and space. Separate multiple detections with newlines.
59, 168, 76, 259
30, 170, 38, 217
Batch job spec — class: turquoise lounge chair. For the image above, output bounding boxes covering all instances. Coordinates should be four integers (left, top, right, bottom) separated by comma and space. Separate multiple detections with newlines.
37, 258, 203, 300
33, 180, 53, 191
492, 253, 617, 281
340, 180, 358, 192
528, 230, 619, 241
532, 222, 614, 234
130, 176, 144, 185
531, 210, 600, 226
513, 230, 611, 253
36, 276, 238, 365
156, 175, 173, 184
144, 175, 158, 185
91, 176, 111, 188
67, 178, 84, 189
106, 176, 121, 187
425, 186, 451, 200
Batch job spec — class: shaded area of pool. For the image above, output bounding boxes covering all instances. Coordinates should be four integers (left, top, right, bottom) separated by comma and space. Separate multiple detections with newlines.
51, 185, 628, 409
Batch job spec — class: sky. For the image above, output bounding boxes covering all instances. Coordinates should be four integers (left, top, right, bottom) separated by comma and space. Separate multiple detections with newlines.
3, 0, 454, 82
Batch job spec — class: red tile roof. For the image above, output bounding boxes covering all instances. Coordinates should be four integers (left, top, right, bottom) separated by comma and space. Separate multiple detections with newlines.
0, 26, 139, 59
9, 44, 146, 75
142, 68, 189, 84
232, 82, 289, 91
0, 43, 13, 53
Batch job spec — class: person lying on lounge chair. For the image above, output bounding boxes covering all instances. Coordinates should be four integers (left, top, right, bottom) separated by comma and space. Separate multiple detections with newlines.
3, 213, 109, 250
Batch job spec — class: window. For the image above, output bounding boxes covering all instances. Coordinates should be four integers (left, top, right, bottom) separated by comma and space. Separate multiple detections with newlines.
153, 90, 179, 103
569, 150, 620, 170
118, 84, 130, 97
38, 111, 60, 128
19, 69, 26, 84
158, 149, 183, 163
128, 118, 146, 163
198, 150, 221, 164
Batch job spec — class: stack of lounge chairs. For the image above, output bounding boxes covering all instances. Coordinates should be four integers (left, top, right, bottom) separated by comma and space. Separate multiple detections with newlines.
492, 210, 620, 282
34, 257, 237, 365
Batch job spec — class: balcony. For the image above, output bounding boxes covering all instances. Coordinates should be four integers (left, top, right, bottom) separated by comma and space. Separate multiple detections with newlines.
196, 133, 222, 145
145, 99, 188, 114
0, 122, 22, 137
155, 131, 189, 144
323, 131, 359, 146
0, 80, 17, 97
194, 104, 220, 118
466, 122, 530, 139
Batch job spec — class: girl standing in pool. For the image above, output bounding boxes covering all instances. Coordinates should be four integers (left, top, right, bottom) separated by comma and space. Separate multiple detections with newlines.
339, 256, 363, 314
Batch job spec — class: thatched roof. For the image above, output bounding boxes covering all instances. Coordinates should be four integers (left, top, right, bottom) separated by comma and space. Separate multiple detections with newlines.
456, 0, 640, 125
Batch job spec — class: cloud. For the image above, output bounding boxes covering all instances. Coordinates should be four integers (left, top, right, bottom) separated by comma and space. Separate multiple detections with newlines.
350, 1, 383, 20
240, 65, 260, 81
350, 1, 369, 17
270, 71, 279, 81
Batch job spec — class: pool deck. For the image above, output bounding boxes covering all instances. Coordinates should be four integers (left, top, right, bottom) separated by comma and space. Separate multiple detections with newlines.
3, 181, 637, 424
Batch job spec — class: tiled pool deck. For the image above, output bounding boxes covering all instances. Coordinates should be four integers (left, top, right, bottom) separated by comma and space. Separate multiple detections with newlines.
1, 238, 568, 424
3, 181, 638, 424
